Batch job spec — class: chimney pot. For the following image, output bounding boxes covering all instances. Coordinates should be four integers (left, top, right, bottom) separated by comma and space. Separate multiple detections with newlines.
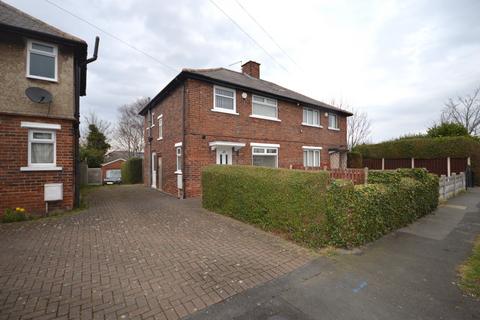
241, 60, 260, 79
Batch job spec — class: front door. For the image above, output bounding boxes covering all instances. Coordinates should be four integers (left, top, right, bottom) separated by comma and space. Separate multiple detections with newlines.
151, 152, 157, 188
216, 147, 233, 165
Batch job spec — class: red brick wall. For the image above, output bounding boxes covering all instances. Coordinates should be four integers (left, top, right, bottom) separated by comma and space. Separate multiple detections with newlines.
183, 79, 348, 197
0, 114, 75, 215
143, 84, 184, 196
101, 159, 125, 181
144, 78, 348, 198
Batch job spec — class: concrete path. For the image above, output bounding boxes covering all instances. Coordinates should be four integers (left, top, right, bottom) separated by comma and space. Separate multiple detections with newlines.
187, 188, 480, 320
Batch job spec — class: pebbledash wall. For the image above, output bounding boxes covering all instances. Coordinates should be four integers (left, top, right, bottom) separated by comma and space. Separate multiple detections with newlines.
144, 77, 347, 198
0, 30, 79, 215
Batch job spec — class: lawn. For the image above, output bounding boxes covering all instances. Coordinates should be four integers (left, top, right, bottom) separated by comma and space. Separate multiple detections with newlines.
459, 235, 480, 298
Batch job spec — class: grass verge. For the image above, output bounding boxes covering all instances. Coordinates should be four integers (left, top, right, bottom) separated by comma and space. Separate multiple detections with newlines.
458, 235, 480, 298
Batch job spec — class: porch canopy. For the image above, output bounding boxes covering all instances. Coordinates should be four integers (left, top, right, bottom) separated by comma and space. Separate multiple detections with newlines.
209, 141, 246, 151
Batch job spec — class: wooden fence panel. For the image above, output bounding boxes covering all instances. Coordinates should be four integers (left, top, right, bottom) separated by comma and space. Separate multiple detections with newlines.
385, 158, 411, 169
329, 168, 365, 185
413, 158, 447, 176
363, 158, 382, 169
451, 158, 468, 174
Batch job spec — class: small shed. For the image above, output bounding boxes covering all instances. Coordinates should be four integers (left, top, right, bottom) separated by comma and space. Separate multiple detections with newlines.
101, 158, 126, 183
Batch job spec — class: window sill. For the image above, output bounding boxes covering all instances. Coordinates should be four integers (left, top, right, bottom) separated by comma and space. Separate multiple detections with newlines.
27, 75, 58, 83
210, 108, 239, 115
250, 115, 281, 122
157, 137, 163, 141
20, 166, 62, 172
302, 123, 323, 128
328, 127, 340, 131
174, 170, 182, 174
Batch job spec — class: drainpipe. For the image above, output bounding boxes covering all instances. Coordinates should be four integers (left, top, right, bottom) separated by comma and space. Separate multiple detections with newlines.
181, 82, 186, 199
148, 106, 153, 187
74, 36, 99, 208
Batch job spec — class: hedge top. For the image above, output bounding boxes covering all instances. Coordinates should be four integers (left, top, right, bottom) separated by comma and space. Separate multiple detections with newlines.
354, 136, 480, 159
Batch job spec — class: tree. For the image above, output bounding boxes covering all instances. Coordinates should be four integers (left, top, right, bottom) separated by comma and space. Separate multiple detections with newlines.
427, 122, 469, 138
81, 111, 112, 145
329, 99, 372, 149
81, 124, 110, 167
114, 97, 148, 157
441, 86, 480, 136
347, 108, 372, 149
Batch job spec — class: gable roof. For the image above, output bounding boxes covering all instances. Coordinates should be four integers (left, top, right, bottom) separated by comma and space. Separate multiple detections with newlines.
104, 151, 144, 163
0, 1, 88, 95
0, 1, 85, 44
140, 67, 352, 116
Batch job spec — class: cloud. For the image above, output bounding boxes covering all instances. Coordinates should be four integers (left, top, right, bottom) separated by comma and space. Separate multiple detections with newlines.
6, 0, 480, 142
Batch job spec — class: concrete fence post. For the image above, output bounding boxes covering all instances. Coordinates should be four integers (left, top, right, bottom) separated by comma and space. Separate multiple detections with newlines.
381, 158, 385, 171
411, 157, 415, 169
364, 167, 369, 185
467, 157, 471, 166
447, 157, 451, 177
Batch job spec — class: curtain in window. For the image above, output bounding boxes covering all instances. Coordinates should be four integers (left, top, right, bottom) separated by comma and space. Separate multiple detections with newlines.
31, 143, 54, 163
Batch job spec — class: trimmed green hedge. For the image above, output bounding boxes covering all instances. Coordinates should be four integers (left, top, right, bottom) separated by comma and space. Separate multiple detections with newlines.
121, 157, 143, 184
202, 166, 439, 248
325, 169, 439, 247
347, 151, 363, 168
354, 136, 480, 184
202, 165, 331, 247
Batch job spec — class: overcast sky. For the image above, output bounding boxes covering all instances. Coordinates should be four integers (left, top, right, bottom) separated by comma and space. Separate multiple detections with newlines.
7, 0, 480, 142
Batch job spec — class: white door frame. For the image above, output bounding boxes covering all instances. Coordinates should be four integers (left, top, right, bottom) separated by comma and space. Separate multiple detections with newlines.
216, 147, 233, 165
151, 152, 157, 188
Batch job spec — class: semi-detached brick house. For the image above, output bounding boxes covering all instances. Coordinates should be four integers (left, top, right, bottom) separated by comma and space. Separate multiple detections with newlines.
0, 1, 93, 215
140, 61, 352, 198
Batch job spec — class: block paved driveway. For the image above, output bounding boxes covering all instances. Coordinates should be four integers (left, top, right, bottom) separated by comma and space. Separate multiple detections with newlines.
0, 185, 312, 320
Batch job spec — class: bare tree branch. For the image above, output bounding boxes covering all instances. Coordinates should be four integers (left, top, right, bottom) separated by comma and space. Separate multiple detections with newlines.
112, 97, 148, 157
330, 100, 372, 149
441, 86, 480, 136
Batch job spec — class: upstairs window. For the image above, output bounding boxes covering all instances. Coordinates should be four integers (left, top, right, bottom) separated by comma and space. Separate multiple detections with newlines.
302, 107, 320, 127
213, 86, 236, 114
328, 113, 339, 130
27, 40, 57, 81
158, 114, 163, 139
252, 95, 278, 120
176, 146, 182, 172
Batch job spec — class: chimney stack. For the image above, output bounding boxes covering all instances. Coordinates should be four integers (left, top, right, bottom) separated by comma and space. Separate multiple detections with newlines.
241, 60, 260, 79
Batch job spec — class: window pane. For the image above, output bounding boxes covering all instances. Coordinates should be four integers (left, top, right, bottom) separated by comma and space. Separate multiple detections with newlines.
30, 53, 55, 79
31, 143, 53, 163
215, 88, 234, 97
313, 110, 319, 125
329, 114, 337, 128
33, 132, 52, 140
215, 95, 234, 110
266, 148, 277, 154
253, 148, 264, 154
303, 109, 307, 123
32, 43, 54, 53
252, 155, 277, 168
253, 95, 264, 103
253, 103, 277, 118
307, 109, 313, 124
314, 150, 320, 166
266, 98, 277, 105
308, 151, 314, 166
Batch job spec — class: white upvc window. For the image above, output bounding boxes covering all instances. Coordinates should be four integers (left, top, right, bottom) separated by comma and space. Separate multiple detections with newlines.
302, 107, 321, 127
303, 146, 322, 167
29, 130, 56, 167
251, 143, 279, 168
150, 111, 155, 127
27, 40, 58, 81
328, 113, 339, 130
212, 86, 237, 114
251, 95, 279, 121
176, 145, 182, 173
157, 114, 163, 140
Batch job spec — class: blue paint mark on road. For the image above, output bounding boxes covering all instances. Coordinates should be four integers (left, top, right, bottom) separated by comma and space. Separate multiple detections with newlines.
353, 281, 368, 293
